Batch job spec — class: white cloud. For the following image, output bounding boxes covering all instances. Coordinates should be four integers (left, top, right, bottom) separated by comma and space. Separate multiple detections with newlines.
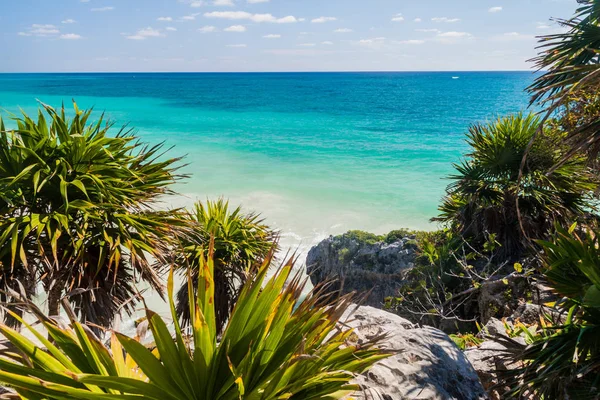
414, 18, 422, 23
357, 37, 386, 47
80, 0, 90, 2
226, 44, 247, 47
311, 16, 336, 23
416, 28, 441, 33
391, 13, 404, 22
214, 0, 234, 5
224, 25, 247, 32
321, 41, 333, 45
198, 25, 217, 32
493, 32, 534, 41
189, 1, 204, 7
166, 27, 177, 31
181, 13, 201, 21
204, 11, 298, 23
263, 34, 281, 38
334, 28, 352, 33
61, 19, 76, 24
248, 0, 269, 2
157, 17, 173, 21
489, 7, 503, 13
432, 17, 460, 23
298, 43, 316, 47
397, 39, 425, 44
536, 22, 550, 29
437, 31, 471, 38
126, 27, 163, 40
60, 33, 82, 40
19, 24, 60, 37
91, 6, 114, 12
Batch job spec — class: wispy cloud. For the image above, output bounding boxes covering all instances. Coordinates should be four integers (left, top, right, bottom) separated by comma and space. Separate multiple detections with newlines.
181, 13, 201, 21
157, 17, 173, 21
224, 25, 247, 32
298, 43, 316, 47
61, 19, 76, 24
126, 27, 163, 40
321, 41, 333, 45
311, 16, 336, 23
204, 11, 298, 23
214, 0, 234, 6
263, 33, 281, 38
91, 6, 114, 12
391, 13, 404, 22
489, 6, 503, 13
248, 0, 269, 2
432, 17, 460, 23
396, 39, 425, 44
18, 24, 60, 37
60, 33, 82, 40
334, 28, 352, 33
413, 18, 422, 23
166, 27, 177, 31
226, 43, 247, 47
198, 25, 217, 32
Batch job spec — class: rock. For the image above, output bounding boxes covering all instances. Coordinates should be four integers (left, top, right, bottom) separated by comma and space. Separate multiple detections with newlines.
464, 341, 512, 400
306, 231, 417, 307
344, 306, 488, 400
465, 318, 524, 400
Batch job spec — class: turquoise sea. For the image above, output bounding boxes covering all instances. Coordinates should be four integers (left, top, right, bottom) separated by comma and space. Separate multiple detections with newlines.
0, 72, 535, 255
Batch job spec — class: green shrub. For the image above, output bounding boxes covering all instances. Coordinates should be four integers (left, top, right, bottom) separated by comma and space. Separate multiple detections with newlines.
0, 251, 389, 399
0, 103, 184, 328
435, 113, 595, 258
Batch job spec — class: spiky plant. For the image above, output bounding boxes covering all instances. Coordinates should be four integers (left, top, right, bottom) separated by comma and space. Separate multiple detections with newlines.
0, 102, 185, 328
507, 225, 600, 399
435, 113, 596, 257
171, 199, 275, 333
529, 0, 600, 161
0, 249, 389, 399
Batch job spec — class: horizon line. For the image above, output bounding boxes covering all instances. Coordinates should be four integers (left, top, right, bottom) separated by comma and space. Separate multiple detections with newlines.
0, 69, 538, 74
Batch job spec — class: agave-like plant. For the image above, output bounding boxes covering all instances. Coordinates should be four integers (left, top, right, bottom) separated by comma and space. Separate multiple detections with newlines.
0, 249, 388, 399
171, 199, 275, 333
507, 225, 600, 399
0, 103, 185, 328
435, 113, 596, 257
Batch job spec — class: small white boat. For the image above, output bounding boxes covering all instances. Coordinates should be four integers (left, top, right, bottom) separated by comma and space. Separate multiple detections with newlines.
452, 76, 460, 79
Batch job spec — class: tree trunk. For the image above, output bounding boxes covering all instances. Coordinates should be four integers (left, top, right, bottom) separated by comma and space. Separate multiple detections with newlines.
47, 282, 63, 317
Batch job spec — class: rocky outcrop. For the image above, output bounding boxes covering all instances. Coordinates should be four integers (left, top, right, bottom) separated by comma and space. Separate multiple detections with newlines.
345, 306, 488, 400
306, 231, 417, 307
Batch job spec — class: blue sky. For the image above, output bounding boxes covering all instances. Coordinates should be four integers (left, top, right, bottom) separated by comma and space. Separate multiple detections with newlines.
1, 0, 577, 72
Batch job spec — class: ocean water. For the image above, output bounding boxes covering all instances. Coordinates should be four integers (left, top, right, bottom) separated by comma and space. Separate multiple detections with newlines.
0, 72, 535, 257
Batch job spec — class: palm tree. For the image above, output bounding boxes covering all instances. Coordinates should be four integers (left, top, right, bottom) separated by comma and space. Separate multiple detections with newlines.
170, 199, 276, 333
435, 113, 596, 257
0, 102, 185, 328
529, 0, 600, 161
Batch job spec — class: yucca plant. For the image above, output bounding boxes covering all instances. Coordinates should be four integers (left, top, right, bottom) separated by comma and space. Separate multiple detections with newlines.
0, 102, 185, 328
435, 113, 596, 257
0, 248, 388, 399
507, 225, 600, 399
171, 199, 275, 333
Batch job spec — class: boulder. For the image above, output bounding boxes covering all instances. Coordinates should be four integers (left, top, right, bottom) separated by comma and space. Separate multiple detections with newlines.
306, 231, 417, 307
344, 306, 488, 400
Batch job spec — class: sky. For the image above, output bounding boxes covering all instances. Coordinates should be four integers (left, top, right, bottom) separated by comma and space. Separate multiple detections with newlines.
1, 0, 579, 72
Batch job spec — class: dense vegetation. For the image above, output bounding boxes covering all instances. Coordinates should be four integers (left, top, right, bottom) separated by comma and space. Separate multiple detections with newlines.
0, 1, 599, 398
0, 251, 387, 399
